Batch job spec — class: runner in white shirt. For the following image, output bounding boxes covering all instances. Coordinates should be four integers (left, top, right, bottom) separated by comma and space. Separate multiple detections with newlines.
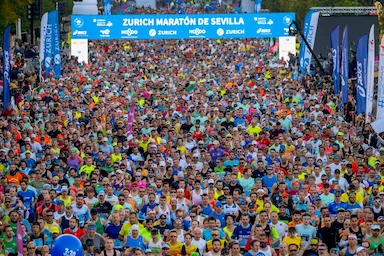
270, 212, 287, 241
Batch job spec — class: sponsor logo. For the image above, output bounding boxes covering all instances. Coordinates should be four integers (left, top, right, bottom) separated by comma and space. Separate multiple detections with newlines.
216, 28, 224, 36
332, 48, 337, 73
256, 28, 271, 35
3, 50, 9, 84
74, 17, 84, 28
73, 30, 87, 36
106, 21, 113, 27
189, 28, 206, 36
44, 56, 52, 68
100, 29, 110, 36
93, 19, 108, 27
149, 29, 157, 37
356, 61, 366, 97
369, 40, 374, 50
283, 15, 293, 25
225, 29, 245, 35
158, 30, 177, 36
303, 58, 310, 69
283, 28, 289, 34
257, 17, 266, 25
267, 19, 274, 25
121, 28, 139, 37
54, 54, 61, 65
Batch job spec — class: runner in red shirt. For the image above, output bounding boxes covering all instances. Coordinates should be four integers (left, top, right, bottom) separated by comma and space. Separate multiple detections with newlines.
63, 217, 85, 239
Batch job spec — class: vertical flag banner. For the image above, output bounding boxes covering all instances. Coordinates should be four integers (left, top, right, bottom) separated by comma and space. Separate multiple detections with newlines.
254, 0, 262, 13
299, 10, 319, 74
127, 105, 135, 136
341, 25, 349, 104
44, 12, 54, 78
52, 10, 61, 78
104, 0, 111, 15
39, 12, 48, 81
2, 25, 11, 109
356, 34, 368, 115
16, 221, 23, 256
366, 25, 375, 123
330, 25, 340, 94
377, 35, 384, 119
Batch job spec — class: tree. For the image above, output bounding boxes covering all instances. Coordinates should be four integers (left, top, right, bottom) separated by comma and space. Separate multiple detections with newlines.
0, 0, 73, 40
0, 0, 33, 35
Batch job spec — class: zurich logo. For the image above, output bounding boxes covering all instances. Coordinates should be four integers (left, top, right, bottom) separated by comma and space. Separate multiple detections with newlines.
283, 15, 292, 25
54, 54, 61, 65
303, 58, 310, 68
74, 18, 84, 28
45, 57, 52, 68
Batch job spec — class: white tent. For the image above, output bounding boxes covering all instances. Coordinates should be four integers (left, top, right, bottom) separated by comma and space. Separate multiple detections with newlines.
73, 0, 99, 15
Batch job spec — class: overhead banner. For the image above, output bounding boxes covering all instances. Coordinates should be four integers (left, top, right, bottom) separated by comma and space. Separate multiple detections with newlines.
299, 10, 319, 74
377, 35, 384, 119
330, 25, 340, 95
341, 25, 349, 104
356, 34, 368, 115
366, 25, 375, 123
71, 13, 295, 40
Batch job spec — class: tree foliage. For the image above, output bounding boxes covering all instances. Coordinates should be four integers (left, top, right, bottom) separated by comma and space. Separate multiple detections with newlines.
0, 0, 33, 35
0, 0, 73, 39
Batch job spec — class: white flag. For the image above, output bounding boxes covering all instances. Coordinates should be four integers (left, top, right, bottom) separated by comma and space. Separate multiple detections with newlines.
39, 12, 48, 82
366, 24, 375, 123
377, 35, 384, 120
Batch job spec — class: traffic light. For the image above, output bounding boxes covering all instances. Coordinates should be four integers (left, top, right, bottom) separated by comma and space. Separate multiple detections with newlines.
27, 0, 41, 20
58, 2, 65, 15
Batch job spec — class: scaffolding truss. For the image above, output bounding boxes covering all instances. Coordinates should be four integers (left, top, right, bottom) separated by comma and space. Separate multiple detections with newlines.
310, 6, 377, 16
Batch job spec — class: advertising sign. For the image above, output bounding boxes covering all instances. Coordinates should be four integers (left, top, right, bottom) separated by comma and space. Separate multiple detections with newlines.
71, 13, 295, 40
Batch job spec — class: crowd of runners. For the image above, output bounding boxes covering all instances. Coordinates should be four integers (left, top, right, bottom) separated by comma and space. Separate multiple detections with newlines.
0, 4, 383, 256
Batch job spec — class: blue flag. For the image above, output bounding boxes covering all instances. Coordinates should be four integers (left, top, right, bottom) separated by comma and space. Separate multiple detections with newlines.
51, 10, 61, 78
104, 0, 111, 15
356, 34, 368, 115
44, 12, 54, 77
299, 10, 319, 75
254, 0, 262, 13
341, 25, 349, 104
2, 25, 11, 109
330, 25, 340, 94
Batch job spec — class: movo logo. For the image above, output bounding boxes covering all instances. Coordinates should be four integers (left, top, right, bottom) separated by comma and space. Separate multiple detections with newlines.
121, 28, 138, 36
189, 28, 206, 36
